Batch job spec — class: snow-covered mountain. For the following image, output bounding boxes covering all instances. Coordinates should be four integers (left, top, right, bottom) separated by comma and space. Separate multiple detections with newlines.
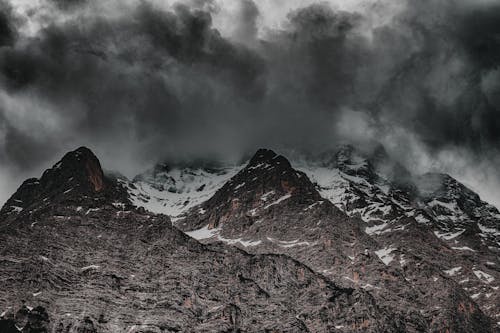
296, 145, 500, 249
294, 145, 500, 324
2, 145, 498, 331
1, 147, 401, 332
123, 162, 243, 217
125, 145, 499, 329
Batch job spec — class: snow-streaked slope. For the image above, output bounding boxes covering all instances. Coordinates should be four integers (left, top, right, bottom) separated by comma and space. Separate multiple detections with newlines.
294, 145, 417, 227
123, 164, 243, 217
294, 145, 500, 248
292, 145, 500, 323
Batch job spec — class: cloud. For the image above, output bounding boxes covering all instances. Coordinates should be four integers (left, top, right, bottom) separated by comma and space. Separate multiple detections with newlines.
0, 0, 499, 207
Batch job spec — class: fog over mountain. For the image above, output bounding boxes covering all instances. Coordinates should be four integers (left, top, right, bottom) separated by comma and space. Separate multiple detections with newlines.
1, 0, 500, 207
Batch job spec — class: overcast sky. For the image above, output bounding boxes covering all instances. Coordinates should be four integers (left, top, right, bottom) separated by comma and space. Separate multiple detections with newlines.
1, 0, 500, 207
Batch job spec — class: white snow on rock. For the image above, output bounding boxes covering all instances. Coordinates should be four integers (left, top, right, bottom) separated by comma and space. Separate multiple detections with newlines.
399, 254, 407, 267
428, 199, 460, 213
478, 224, 500, 236
260, 191, 275, 201
185, 225, 220, 240
444, 266, 462, 276
234, 182, 246, 190
414, 214, 430, 224
7, 205, 23, 214
295, 166, 348, 209
81, 265, 100, 271
375, 247, 396, 265
85, 208, 100, 215
452, 246, 476, 252
264, 194, 292, 209
434, 229, 465, 240
267, 237, 314, 248
365, 223, 389, 235
217, 235, 262, 247
126, 165, 243, 217
473, 270, 495, 283
185, 225, 262, 247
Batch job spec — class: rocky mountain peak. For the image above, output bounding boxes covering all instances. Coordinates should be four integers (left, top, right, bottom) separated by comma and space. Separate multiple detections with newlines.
247, 148, 291, 168
41, 146, 105, 193
322, 145, 378, 183
0, 147, 129, 219
178, 148, 326, 233
224, 148, 320, 201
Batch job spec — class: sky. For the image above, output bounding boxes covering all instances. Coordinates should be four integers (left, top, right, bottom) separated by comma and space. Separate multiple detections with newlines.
1, 0, 500, 207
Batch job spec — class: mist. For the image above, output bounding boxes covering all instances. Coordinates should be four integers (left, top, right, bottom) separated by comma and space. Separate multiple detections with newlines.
1, 0, 500, 207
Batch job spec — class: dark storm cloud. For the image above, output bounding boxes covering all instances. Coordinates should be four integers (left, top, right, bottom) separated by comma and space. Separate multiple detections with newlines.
0, 1, 16, 47
370, 0, 500, 153
0, 1, 267, 169
1, 0, 500, 203
50, 0, 89, 11
232, 0, 259, 44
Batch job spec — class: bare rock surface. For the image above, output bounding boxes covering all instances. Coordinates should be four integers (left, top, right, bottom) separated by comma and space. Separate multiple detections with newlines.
178, 148, 497, 332
0, 147, 403, 333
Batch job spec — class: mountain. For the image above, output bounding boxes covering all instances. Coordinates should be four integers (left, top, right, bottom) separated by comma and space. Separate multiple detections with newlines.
0, 147, 404, 332
295, 145, 499, 323
172, 147, 498, 331
124, 161, 243, 218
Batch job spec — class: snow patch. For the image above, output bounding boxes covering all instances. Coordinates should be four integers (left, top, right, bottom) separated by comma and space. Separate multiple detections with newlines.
81, 265, 100, 271
452, 246, 476, 252
234, 182, 245, 190
434, 229, 465, 240
478, 224, 500, 236
185, 225, 219, 240
128, 165, 242, 217
444, 266, 462, 276
185, 225, 262, 247
267, 237, 315, 248
260, 191, 275, 202
375, 247, 396, 265
473, 270, 495, 283
264, 194, 291, 209
365, 223, 389, 235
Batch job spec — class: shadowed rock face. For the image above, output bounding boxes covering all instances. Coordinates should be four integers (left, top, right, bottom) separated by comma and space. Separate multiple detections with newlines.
178, 148, 325, 233
0, 148, 403, 332
0, 147, 129, 223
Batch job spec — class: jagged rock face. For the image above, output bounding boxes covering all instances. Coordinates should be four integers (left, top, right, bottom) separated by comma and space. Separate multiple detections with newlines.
0, 148, 404, 332
179, 148, 324, 233
0, 147, 130, 223
178, 148, 496, 332
298, 146, 499, 327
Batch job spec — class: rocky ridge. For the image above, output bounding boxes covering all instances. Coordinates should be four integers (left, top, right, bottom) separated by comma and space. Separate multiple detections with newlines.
0, 147, 404, 333
175, 147, 498, 331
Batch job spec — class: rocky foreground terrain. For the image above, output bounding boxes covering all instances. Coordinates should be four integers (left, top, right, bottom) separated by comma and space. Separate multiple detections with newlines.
1, 146, 499, 332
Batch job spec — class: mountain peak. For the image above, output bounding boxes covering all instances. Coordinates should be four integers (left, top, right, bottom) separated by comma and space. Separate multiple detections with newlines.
179, 148, 324, 232
248, 148, 291, 168
0, 147, 128, 219
42, 146, 105, 193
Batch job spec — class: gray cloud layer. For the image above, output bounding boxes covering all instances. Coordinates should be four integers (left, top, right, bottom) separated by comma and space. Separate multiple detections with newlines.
1, 0, 500, 205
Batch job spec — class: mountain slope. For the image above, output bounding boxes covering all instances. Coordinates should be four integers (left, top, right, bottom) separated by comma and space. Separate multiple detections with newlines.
178, 148, 495, 332
0, 147, 402, 332
296, 145, 500, 324
124, 162, 243, 217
